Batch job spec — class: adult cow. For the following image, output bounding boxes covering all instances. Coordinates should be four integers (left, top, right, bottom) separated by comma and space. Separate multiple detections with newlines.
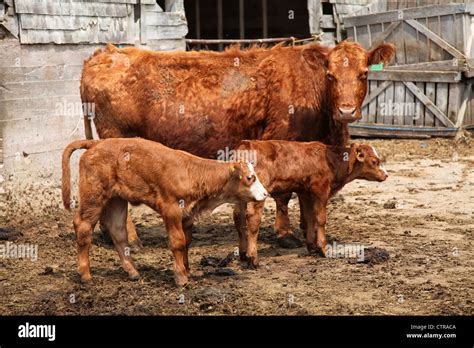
80, 41, 395, 249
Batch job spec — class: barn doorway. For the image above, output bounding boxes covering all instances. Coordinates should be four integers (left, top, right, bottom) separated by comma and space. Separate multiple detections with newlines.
184, 0, 311, 50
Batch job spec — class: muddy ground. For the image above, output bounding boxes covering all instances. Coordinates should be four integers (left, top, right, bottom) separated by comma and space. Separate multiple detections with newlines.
0, 138, 473, 315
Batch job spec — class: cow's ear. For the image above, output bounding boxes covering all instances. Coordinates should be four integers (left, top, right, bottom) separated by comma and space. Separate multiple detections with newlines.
368, 43, 395, 65
302, 46, 328, 69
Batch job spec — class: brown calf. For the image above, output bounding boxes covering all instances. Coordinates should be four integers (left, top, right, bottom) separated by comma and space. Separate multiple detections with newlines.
62, 138, 267, 286
233, 140, 387, 267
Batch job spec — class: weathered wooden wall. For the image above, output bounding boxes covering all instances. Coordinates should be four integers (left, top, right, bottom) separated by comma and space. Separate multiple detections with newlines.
0, 0, 188, 218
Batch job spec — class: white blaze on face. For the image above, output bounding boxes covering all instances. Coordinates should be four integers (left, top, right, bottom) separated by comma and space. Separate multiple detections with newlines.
246, 162, 268, 201
370, 145, 388, 175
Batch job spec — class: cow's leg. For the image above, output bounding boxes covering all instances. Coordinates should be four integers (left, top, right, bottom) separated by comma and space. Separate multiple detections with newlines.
103, 197, 140, 280
182, 217, 194, 277
162, 207, 188, 286
246, 201, 265, 269
273, 192, 302, 249
298, 192, 313, 242
298, 192, 307, 231
73, 206, 101, 283
233, 202, 249, 261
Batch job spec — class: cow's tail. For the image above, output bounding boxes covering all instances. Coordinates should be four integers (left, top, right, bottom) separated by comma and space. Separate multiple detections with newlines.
62, 140, 98, 210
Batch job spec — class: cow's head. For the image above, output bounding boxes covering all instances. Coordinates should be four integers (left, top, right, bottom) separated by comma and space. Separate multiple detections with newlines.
303, 41, 395, 123
228, 161, 268, 202
349, 144, 388, 182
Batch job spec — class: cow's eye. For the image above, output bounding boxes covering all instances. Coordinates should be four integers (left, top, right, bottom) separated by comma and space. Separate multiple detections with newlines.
327, 72, 336, 81
359, 71, 368, 80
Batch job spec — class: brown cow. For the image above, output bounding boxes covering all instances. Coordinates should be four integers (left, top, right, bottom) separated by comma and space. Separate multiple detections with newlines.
61, 138, 268, 286
233, 140, 387, 267
80, 41, 395, 248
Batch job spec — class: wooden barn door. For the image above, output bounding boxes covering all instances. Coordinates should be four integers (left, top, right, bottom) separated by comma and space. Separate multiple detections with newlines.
344, 3, 474, 136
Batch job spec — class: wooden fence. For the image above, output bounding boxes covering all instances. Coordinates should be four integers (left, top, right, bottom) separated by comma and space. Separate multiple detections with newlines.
344, 2, 474, 138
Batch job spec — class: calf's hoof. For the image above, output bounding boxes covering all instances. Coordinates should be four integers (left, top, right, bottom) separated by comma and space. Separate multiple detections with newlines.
128, 272, 140, 281
277, 234, 302, 249
129, 239, 143, 252
306, 244, 326, 257
80, 274, 92, 283
174, 274, 189, 287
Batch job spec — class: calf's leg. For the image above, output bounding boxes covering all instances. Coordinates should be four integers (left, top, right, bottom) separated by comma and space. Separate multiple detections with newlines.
103, 198, 140, 280
182, 217, 194, 277
233, 202, 248, 261
74, 206, 101, 283
99, 204, 143, 251
273, 193, 302, 249
163, 208, 188, 286
246, 201, 265, 268
307, 197, 328, 256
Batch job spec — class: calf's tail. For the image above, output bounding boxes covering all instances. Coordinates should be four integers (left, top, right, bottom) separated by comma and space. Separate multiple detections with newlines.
62, 140, 98, 210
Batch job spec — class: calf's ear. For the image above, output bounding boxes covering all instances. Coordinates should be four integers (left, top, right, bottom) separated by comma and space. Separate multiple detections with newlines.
368, 43, 395, 65
356, 148, 365, 162
302, 46, 328, 69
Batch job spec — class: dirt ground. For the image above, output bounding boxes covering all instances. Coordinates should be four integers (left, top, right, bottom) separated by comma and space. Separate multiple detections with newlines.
1, 137, 473, 315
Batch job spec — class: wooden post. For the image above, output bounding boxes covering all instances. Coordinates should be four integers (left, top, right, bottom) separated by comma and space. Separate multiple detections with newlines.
217, 0, 223, 51
195, 0, 201, 50
239, 0, 245, 39
262, 0, 268, 39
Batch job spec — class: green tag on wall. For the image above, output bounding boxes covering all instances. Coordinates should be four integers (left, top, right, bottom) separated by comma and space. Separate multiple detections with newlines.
370, 63, 384, 71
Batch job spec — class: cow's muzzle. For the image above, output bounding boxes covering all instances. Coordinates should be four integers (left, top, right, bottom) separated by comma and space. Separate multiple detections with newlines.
335, 107, 361, 123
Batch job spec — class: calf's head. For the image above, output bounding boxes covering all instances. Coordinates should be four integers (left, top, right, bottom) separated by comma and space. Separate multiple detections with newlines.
303, 41, 395, 123
349, 144, 388, 182
227, 162, 268, 202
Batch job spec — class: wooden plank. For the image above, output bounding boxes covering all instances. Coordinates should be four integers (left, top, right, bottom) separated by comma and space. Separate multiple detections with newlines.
145, 12, 187, 26
385, 59, 467, 71
307, 0, 322, 34
403, 18, 419, 64
369, 70, 462, 83
376, 80, 386, 124
455, 82, 472, 127
19, 14, 130, 31
404, 81, 455, 127
354, 24, 370, 49
343, 3, 467, 27
15, 1, 131, 17
368, 80, 377, 123
424, 82, 436, 126
349, 124, 457, 138
383, 79, 395, 125
140, 4, 147, 44
320, 15, 336, 29
447, 83, 461, 124
393, 22, 406, 65
405, 19, 466, 59
415, 82, 426, 126
146, 24, 187, 40
368, 21, 400, 49
362, 80, 392, 108
435, 82, 449, 127
394, 81, 406, 125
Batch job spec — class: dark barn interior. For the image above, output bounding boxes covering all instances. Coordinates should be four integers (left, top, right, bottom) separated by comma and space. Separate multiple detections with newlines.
184, 0, 311, 50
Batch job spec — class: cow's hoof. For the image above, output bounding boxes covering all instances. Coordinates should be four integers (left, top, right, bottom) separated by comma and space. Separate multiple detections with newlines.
129, 239, 143, 252
239, 252, 249, 261
277, 234, 302, 249
246, 257, 259, 269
